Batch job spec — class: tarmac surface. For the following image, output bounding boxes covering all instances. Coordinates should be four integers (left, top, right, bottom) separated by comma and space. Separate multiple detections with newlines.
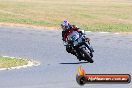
0, 26, 132, 88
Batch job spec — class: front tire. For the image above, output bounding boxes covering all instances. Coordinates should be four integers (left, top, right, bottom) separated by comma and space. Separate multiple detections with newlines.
80, 48, 94, 63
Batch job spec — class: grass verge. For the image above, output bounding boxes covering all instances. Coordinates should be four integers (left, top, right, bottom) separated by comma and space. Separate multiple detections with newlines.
0, 0, 132, 32
0, 56, 28, 68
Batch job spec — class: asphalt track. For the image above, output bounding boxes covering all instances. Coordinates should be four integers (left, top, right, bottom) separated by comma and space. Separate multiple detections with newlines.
0, 26, 132, 88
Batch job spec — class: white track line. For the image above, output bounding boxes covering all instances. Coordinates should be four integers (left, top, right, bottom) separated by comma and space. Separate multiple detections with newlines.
114, 33, 120, 35
99, 32, 109, 34
85, 31, 121, 35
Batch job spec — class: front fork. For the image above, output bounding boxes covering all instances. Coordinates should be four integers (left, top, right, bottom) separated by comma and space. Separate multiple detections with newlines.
84, 41, 94, 53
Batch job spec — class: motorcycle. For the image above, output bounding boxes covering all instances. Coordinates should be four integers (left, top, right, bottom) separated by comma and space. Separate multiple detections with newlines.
64, 30, 94, 63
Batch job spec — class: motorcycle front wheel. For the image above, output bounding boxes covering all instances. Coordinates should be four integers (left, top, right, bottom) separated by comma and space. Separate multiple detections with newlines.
80, 48, 94, 63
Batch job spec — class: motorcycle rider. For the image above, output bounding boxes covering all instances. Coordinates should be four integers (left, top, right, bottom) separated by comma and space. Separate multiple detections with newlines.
61, 20, 94, 59
61, 20, 72, 41
61, 20, 82, 42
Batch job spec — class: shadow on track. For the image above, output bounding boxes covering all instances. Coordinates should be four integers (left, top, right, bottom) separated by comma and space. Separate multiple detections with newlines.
59, 62, 88, 64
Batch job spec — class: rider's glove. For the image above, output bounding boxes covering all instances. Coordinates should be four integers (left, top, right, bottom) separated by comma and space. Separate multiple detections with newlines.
78, 31, 83, 35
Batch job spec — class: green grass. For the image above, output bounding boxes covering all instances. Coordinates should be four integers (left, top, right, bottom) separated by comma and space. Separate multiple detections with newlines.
0, 0, 132, 32
0, 56, 28, 68
80, 23, 132, 32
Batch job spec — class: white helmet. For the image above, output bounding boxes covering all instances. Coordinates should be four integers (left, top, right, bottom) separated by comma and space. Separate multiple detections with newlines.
61, 20, 71, 30
63, 20, 69, 27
